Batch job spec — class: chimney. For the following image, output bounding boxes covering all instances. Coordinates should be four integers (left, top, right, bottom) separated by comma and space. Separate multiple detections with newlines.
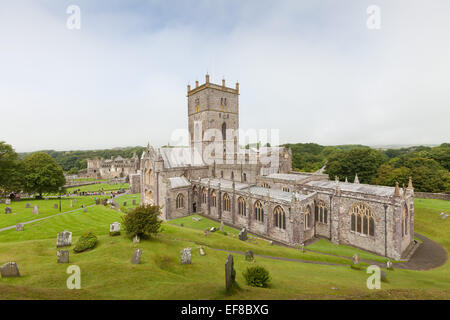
206, 74, 210, 83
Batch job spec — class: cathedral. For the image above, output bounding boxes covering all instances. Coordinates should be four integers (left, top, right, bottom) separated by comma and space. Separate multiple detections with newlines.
139, 75, 415, 260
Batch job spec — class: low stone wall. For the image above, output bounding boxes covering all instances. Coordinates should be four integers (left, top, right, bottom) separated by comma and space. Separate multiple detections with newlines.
415, 192, 450, 201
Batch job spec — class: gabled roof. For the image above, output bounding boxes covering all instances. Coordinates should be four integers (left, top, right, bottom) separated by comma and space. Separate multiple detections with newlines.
168, 176, 191, 189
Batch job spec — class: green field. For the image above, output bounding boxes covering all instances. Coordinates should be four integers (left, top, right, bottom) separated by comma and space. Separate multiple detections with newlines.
0, 197, 449, 299
65, 183, 129, 193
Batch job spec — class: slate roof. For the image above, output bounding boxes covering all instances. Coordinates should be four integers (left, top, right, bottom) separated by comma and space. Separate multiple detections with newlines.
160, 147, 204, 169
306, 180, 397, 197
168, 176, 191, 189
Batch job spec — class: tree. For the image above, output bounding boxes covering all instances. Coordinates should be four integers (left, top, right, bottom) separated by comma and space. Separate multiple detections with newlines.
21, 152, 66, 198
325, 148, 387, 183
0, 142, 23, 196
122, 204, 162, 239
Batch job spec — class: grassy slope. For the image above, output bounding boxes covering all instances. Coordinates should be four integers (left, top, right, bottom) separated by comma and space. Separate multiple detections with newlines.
0, 198, 449, 299
65, 183, 129, 193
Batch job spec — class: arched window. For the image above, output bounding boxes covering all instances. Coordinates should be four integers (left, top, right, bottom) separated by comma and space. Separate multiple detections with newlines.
223, 193, 230, 211
282, 187, 290, 192
402, 205, 408, 237
274, 206, 286, 229
242, 173, 247, 182
211, 191, 217, 207
222, 122, 227, 141
254, 201, 264, 222
304, 206, 311, 230
238, 197, 246, 216
262, 183, 270, 188
316, 200, 328, 224
350, 203, 375, 237
231, 171, 234, 180
176, 194, 184, 209
202, 188, 207, 204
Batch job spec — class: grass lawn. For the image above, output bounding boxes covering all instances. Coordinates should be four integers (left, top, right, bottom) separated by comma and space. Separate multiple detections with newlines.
114, 193, 141, 210
65, 183, 129, 193
0, 198, 449, 299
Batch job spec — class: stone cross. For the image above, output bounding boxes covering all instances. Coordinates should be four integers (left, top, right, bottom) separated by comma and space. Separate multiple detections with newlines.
180, 248, 192, 265
57, 250, 69, 263
225, 254, 236, 292
56, 231, 72, 248
32, 205, 39, 215
245, 250, 254, 261
4, 207, 12, 214
352, 254, 359, 265
238, 227, 247, 241
110, 222, 121, 236
133, 235, 140, 243
16, 223, 24, 231
131, 249, 142, 264
0, 262, 20, 278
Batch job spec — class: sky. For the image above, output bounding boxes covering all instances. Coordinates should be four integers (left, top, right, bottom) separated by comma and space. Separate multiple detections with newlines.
0, 0, 449, 152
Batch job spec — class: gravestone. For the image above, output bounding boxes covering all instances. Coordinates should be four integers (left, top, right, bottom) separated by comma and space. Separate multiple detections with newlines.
57, 250, 69, 263
245, 250, 254, 261
70, 200, 73, 208
220, 221, 224, 232
0, 262, 20, 278
110, 222, 121, 236
4, 207, 12, 214
225, 254, 236, 292
269, 241, 273, 246
442, 214, 449, 220
133, 235, 140, 243
180, 248, 192, 265
210, 227, 217, 232
5, 199, 11, 205
204, 229, 210, 236
180, 223, 184, 227
352, 254, 359, 265
381, 270, 387, 282
16, 223, 24, 231
200, 247, 206, 256
32, 205, 39, 215
131, 249, 142, 264
123, 201, 127, 206
238, 227, 247, 241
132, 199, 137, 205
56, 231, 72, 248
54, 204, 58, 209
45, 197, 49, 201
73, 199, 77, 203
83, 207, 87, 213
387, 260, 393, 270
95, 199, 100, 205
192, 217, 201, 222
300, 244, 305, 253
25, 203, 31, 208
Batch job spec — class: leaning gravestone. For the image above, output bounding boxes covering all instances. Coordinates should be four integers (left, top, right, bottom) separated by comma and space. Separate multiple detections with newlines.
133, 235, 140, 243
54, 204, 58, 209
220, 221, 224, 232
57, 250, 69, 263
131, 249, 142, 264
245, 250, 254, 261
56, 231, 72, 248
32, 205, 39, 215
352, 254, 359, 265
5, 199, 11, 205
0, 262, 20, 278
110, 222, 121, 236
132, 199, 137, 205
200, 247, 206, 256
180, 248, 192, 265
238, 227, 247, 241
225, 254, 236, 292
25, 203, 31, 208
16, 223, 24, 231
4, 207, 12, 214
192, 217, 201, 222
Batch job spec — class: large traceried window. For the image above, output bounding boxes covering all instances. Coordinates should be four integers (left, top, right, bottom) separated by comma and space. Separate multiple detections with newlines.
211, 190, 217, 207
202, 188, 207, 204
315, 200, 328, 224
238, 197, 246, 216
350, 203, 375, 237
254, 201, 264, 222
274, 206, 286, 229
176, 194, 184, 209
223, 193, 231, 211
304, 206, 311, 230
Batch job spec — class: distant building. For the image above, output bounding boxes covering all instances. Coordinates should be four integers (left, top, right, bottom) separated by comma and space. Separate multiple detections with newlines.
86, 154, 140, 180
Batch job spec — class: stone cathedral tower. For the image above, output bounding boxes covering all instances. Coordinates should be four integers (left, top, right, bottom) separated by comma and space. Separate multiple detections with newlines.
187, 74, 239, 161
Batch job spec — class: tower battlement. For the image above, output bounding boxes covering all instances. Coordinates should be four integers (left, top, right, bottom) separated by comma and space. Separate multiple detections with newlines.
187, 74, 239, 96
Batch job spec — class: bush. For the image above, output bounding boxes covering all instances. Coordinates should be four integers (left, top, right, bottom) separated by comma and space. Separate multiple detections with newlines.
73, 231, 97, 253
122, 204, 162, 239
243, 266, 270, 288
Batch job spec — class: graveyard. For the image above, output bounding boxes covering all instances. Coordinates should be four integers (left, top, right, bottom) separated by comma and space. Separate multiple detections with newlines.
0, 193, 449, 299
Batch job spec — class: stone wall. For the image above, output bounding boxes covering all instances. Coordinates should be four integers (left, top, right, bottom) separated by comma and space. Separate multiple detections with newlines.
415, 192, 450, 201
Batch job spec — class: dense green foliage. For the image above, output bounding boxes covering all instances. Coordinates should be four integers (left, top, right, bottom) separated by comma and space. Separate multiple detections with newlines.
18, 146, 146, 173
73, 231, 98, 253
243, 266, 271, 288
0, 142, 23, 195
122, 204, 163, 239
21, 152, 66, 197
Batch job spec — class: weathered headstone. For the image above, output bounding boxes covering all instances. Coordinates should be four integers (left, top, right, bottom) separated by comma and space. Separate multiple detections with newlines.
352, 254, 359, 265
83, 207, 87, 213
269, 240, 273, 246
238, 227, 247, 241
180, 223, 184, 227
245, 250, 254, 261
5, 199, 11, 205
300, 244, 305, 253
16, 223, 24, 231
73, 199, 77, 203
210, 227, 217, 232
200, 247, 206, 256
131, 249, 142, 264
56, 231, 72, 248
204, 229, 210, 236
387, 260, 393, 270
381, 270, 387, 282
442, 214, 449, 220
4, 207, 12, 214
225, 254, 236, 292
0, 262, 20, 278
54, 203, 58, 209
192, 217, 201, 222
133, 235, 140, 243
32, 205, 39, 215
95, 199, 100, 205
70, 200, 73, 208
25, 203, 31, 208
110, 222, 121, 236
180, 248, 192, 265
57, 250, 69, 263
132, 199, 137, 205
44, 197, 49, 201
123, 201, 127, 206
220, 221, 224, 232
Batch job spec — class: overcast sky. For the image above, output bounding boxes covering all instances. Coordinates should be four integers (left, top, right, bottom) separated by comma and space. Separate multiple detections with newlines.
1, 0, 449, 152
